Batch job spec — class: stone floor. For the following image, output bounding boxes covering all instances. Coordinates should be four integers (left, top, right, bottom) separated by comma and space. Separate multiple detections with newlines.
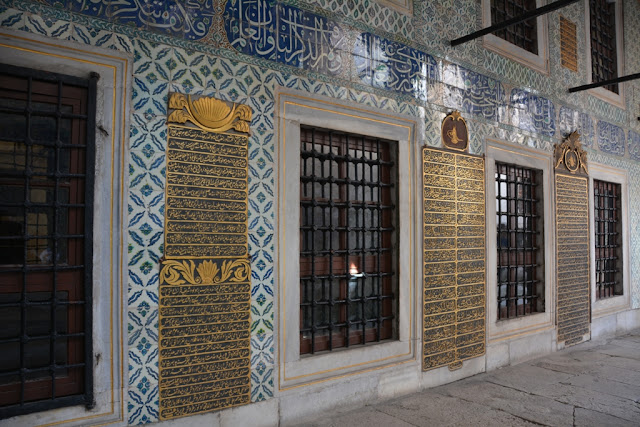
299, 330, 640, 426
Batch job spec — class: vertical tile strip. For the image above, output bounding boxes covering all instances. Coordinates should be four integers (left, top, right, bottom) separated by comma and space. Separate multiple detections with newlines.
158, 94, 252, 419
422, 148, 485, 371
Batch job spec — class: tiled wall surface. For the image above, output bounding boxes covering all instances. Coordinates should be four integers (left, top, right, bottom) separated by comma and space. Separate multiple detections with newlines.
1, 0, 640, 424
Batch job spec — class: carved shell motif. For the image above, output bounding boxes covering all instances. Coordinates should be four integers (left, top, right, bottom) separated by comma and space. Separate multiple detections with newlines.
190, 97, 234, 129
167, 93, 252, 134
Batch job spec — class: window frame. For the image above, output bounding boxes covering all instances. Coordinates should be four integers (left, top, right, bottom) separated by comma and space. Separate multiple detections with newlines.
0, 64, 96, 419
485, 140, 555, 341
277, 88, 417, 390
494, 161, 544, 320
298, 127, 396, 355
588, 164, 630, 318
481, 0, 550, 75
584, 0, 625, 108
0, 29, 128, 425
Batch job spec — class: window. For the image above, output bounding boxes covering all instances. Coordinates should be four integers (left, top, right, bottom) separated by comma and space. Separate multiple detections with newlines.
589, 0, 619, 93
1, 32, 128, 425
585, 0, 624, 106
491, 0, 538, 54
495, 162, 544, 320
593, 180, 621, 299
481, 0, 549, 74
589, 165, 629, 320
0, 65, 94, 418
485, 141, 554, 340
278, 89, 415, 389
299, 126, 396, 355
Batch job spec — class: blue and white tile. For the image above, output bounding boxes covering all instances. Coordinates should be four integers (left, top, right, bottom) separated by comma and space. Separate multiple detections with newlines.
129, 149, 166, 193
128, 383, 159, 425
135, 39, 173, 81
128, 190, 165, 231
250, 363, 274, 402
71, 23, 117, 49
130, 114, 168, 151
0, 7, 24, 30
21, 12, 71, 39
132, 75, 169, 117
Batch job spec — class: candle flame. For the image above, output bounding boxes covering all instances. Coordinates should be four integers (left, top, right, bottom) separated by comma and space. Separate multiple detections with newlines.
349, 263, 359, 275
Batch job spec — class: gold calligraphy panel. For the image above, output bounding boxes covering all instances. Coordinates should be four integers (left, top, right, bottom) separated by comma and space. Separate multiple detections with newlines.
165, 124, 248, 259
555, 173, 590, 347
159, 94, 252, 420
422, 147, 485, 372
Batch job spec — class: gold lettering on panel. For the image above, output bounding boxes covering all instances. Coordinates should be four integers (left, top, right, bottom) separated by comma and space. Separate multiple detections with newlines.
422, 147, 486, 372
159, 93, 252, 420
555, 140, 590, 347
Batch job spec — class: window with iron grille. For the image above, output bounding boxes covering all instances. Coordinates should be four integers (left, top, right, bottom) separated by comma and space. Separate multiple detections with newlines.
495, 162, 544, 320
491, 0, 538, 54
0, 65, 95, 419
299, 126, 396, 355
594, 179, 622, 299
590, 0, 618, 93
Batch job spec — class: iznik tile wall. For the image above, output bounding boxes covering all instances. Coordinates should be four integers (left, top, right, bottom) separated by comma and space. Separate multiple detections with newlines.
2, 0, 640, 424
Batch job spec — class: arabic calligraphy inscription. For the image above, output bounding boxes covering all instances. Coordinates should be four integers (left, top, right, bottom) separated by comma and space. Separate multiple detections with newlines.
423, 148, 486, 372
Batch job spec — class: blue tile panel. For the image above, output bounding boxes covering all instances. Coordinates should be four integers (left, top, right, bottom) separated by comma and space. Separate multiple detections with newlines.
509, 89, 556, 137
629, 131, 640, 162
354, 32, 437, 100
558, 106, 595, 148
443, 64, 505, 122
597, 120, 626, 157
225, 1, 348, 75
44, 0, 216, 40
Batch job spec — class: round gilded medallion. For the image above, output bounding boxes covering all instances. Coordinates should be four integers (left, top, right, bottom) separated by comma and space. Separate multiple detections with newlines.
564, 150, 579, 172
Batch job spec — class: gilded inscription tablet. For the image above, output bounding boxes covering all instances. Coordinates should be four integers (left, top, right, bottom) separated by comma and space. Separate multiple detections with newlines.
159, 94, 252, 419
422, 147, 485, 372
554, 135, 590, 347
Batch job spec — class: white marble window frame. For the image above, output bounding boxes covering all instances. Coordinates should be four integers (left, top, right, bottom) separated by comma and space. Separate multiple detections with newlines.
0, 29, 130, 425
484, 139, 556, 342
275, 88, 418, 390
481, 0, 550, 75
589, 163, 630, 318
584, 0, 625, 109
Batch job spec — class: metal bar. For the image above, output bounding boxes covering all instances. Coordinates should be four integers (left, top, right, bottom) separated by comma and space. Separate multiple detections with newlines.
568, 72, 640, 93
84, 71, 98, 410
450, 0, 580, 46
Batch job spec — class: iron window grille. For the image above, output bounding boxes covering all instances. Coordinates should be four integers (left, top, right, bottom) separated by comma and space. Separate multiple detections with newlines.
0, 64, 96, 419
299, 126, 397, 355
495, 162, 544, 320
491, 0, 539, 54
590, 0, 618, 93
594, 179, 622, 299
